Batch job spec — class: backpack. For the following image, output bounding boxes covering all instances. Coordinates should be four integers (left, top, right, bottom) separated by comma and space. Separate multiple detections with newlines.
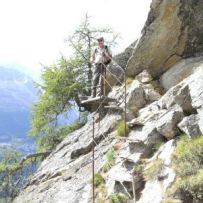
95, 45, 111, 65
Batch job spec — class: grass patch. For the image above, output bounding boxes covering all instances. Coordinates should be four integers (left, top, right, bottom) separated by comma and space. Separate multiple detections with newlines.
162, 198, 182, 203
116, 120, 129, 137
126, 77, 134, 85
102, 148, 116, 173
92, 173, 105, 187
96, 183, 107, 203
96, 198, 105, 203
168, 136, 203, 202
134, 162, 144, 175
129, 106, 139, 117
108, 193, 128, 203
151, 141, 165, 156
143, 159, 164, 181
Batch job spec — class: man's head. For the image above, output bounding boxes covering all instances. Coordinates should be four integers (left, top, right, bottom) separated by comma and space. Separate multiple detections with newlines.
97, 37, 104, 48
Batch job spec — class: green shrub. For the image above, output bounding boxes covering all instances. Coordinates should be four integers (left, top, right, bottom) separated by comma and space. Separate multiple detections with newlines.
172, 136, 203, 177
93, 173, 105, 187
102, 148, 116, 172
143, 159, 164, 181
169, 136, 203, 202
108, 193, 128, 203
116, 120, 129, 137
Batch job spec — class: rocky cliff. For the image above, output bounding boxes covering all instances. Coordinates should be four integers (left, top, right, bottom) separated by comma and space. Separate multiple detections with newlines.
127, 0, 203, 77
13, 0, 203, 203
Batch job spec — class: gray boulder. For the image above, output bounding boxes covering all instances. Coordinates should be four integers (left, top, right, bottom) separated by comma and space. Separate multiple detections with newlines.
178, 114, 202, 138
143, 83, 161, 103
156, 105, 184, 139
136, 70, 153, 84
125, 80, 146, 113
160, 56, 203, 90
127, 0, 203, 78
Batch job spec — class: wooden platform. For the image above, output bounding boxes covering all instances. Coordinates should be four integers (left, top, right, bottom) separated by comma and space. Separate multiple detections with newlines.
80, 96, 116, 112
104, 104, 123, 111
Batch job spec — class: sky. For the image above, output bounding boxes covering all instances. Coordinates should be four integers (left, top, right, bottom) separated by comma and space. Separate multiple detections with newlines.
0, 0, 151, 80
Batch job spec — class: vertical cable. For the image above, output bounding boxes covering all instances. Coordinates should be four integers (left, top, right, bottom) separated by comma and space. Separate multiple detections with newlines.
124, 69, 127, 137
92, 116, 95, 203
132, 174, 137, 203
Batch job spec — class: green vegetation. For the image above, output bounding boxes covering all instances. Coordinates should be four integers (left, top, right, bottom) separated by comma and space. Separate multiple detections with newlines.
102, 148, 116, 172
30, 15, 119, 151
108, 193, 128, 203
162, 199, 182, 203
143, 159, 164, 181
129, 106, 139, 116
93, 173, 105, 187
0, 147, 41, 202
30, 56, 87, 151
151, 141, 165, 156
168, 136, 203, 202
132, 142, 167, 183
96, 183, 107, 203
116, 120, 129, 137
35, 120, 86, 151
126, 77, 134, 85
134, 162, 144, 175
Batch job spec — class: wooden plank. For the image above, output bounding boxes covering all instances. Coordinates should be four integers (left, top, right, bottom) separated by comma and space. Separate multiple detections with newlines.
81, 96, 116, 105
104, 105, 123, 111
79, 96, 116, 112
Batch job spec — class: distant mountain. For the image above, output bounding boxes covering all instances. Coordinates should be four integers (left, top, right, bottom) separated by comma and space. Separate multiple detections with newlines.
0, 67, 37, 112
0, 67, 37, 152
0, 66, 79, 153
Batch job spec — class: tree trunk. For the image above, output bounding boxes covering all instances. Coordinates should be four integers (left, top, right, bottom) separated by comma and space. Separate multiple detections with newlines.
87, 62, 92, 95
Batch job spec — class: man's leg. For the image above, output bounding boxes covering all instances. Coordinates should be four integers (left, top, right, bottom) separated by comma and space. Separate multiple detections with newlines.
92, 64, 101, 97
100, 64, 106, 96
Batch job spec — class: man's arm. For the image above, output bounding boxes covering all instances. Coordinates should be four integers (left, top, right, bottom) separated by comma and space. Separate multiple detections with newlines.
107, 48, 112, 59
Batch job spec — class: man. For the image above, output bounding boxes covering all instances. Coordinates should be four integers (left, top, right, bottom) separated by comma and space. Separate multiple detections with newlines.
91, 37, 112, 97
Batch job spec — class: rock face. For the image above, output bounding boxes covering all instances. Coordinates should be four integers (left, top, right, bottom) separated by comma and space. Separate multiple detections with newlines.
14, 61, 203, 203
127, 0, 203, 78
105, 41, 136, 94
160, 56, 203, 90
137, 140, 176, 203
13, 1, 203, 203
13, 113, 121, 203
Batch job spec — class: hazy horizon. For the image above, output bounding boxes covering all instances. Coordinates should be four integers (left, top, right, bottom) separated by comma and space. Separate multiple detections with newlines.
0, 0, 151, 80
